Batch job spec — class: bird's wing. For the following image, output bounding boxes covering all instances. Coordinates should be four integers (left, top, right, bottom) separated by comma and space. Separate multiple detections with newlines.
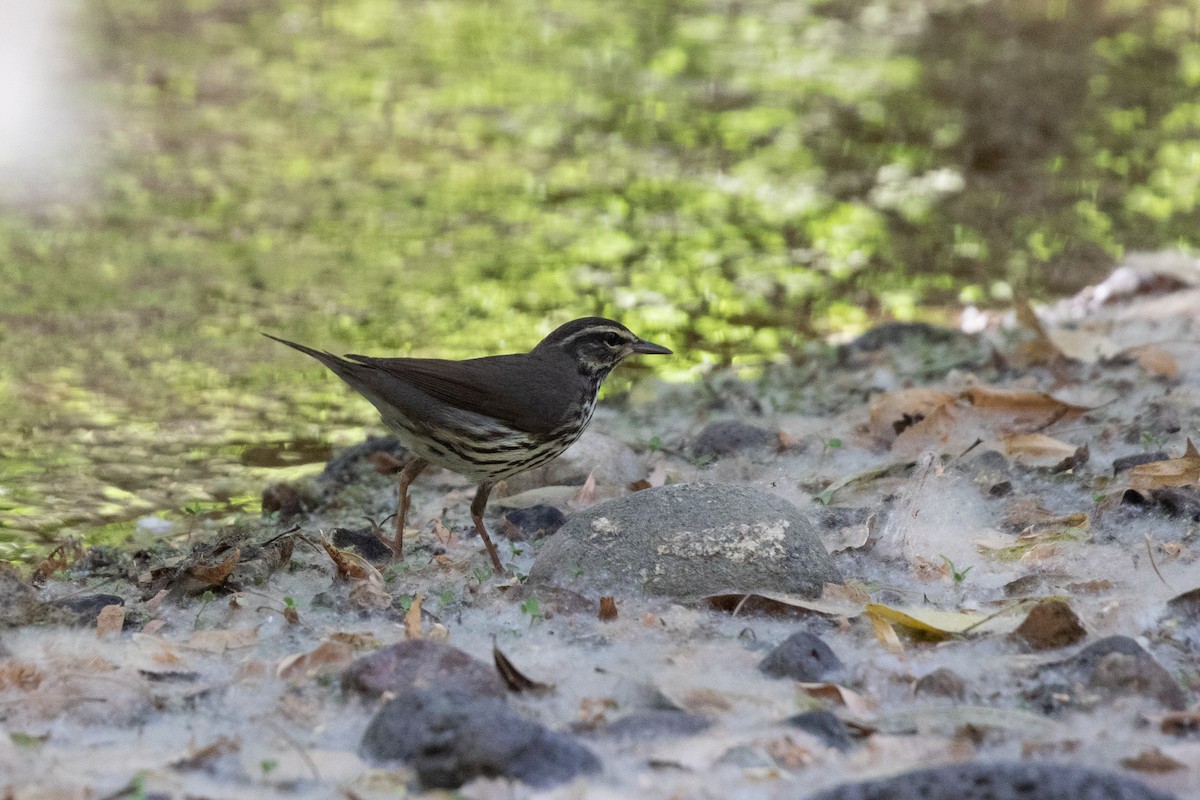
345, 353, 578, 436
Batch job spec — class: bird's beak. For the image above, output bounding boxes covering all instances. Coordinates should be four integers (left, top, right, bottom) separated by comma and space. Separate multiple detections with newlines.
631, 338, 672, 356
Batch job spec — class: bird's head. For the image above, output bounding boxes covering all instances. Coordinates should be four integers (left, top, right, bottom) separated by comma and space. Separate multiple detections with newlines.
534, 317, 672, 378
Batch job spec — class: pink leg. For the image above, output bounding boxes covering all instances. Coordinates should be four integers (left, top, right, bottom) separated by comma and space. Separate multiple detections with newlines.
391, 457, 430, 559
470, 483, 505, 575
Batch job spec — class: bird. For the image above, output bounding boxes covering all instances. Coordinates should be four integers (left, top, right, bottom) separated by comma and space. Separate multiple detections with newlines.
265, 317, 671, 574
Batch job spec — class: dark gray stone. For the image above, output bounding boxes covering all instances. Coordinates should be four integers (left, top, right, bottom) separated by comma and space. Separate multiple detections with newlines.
49, 593, 125, 625
331, 526, 394, 562
914, 667, 967, 700
691, 420, 776, 460
1072, 636, 1185, 711
783, 710, 853, 752
1112, 451, 1169, 473
342, 640, 506, 700
803, 761, 1177, 800
503, 505, 568, 541
596, 710, 712, 741
318, 435, 408, 486
759, 631, 843, 681
530, 482, 842, 600
360, 689, 600, 789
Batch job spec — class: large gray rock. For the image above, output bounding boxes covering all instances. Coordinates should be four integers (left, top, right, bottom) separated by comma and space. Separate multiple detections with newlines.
530, 482, 842, 600
803, 761, 1177, 800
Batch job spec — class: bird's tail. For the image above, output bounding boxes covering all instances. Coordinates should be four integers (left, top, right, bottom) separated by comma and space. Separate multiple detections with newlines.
262, 333, 364, 382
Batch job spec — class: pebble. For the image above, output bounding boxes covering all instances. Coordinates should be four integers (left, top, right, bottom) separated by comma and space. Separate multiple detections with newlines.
690, 420, 777, 460
360, 688, 600, 789
758, 631, 844, 681
341, 640, 507, 700
783, 710, 853, 752
804, 761, 1178, 800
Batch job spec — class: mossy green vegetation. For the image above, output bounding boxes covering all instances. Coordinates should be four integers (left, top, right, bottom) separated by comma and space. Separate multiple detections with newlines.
0, 0, 1197, 553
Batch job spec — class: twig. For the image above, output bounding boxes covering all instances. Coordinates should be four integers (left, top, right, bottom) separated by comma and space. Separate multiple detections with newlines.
1143, 533, 1171, 589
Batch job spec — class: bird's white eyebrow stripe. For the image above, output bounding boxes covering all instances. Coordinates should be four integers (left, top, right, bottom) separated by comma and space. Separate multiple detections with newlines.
556, 325, 630, 346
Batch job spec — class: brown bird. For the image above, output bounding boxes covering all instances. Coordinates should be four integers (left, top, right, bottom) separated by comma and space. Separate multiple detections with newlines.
265, 317, 671, 573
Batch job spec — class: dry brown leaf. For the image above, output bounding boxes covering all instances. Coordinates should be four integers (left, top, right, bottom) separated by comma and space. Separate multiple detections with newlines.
1012, 297, 1064, 367
1043, 326, 1120, 364
319, 538, 379, 582
1121, 343, 1180, 380
96, 604, 125, 638
404, 592, 424, 640
1120, 747, 1185, 773
171, 735, 240, 771
867, 388, 957, 444
0, 660, 44, 691
891, 403, 981, 460
1003, 497, 1089, 531
432, 517, 457, 546
493, 643, 553, 694
32, 540, 85, 585
763, 736, 815, 769
959, 386, 1089, 428
798, 683, 876, 716
1159, 710, 1200, 736
1129, 440, 1200, 490
869, 613, 904, 656
187, 627, 259, 653
570, 470, 598, 509
186, 547, 240, 586
678, 687, 733, 714
911, 555, 949, 583
348, 579, 393, 610
599, 596, 618, 621
327, 631, 380, 649
1001, 433, 1078, 467
141, 619, 166, 636
277, 640, 354, 683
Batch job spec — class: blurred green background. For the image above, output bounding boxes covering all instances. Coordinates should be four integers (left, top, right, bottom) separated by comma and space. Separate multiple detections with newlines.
1, 0, 1198, 557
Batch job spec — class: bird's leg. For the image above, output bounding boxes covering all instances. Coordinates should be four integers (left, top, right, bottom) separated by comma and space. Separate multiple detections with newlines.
470, 483, 506, 576
391, 457, 430, 559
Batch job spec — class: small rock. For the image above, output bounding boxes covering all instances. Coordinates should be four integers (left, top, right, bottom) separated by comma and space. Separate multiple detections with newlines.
342, 640, 506, 700
1148, 487, 1200, 520
503, 430, 641, 492
805, 761, 1177, 800
1037, 636, 1187, 712
360, 688, 600, 789
1112, 451, 1169, 473
319, 435, 409, 486
530, 482, 842, 600
913, 668, 967, 701
716, 745, 776, 769
502, 505, 567, 541
261, 482, 318, 520
595, 710, 712, 741
48, 594, 126, 626
783, 710, 853, 752
504, 585, 595, 617
331, 527, 394, 562
690, 420, 777, 460
759, 631, 843, 682
1012, 599, 1087, 650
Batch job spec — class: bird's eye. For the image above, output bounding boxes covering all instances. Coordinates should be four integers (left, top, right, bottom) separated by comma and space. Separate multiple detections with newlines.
603, 332, 623, 347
